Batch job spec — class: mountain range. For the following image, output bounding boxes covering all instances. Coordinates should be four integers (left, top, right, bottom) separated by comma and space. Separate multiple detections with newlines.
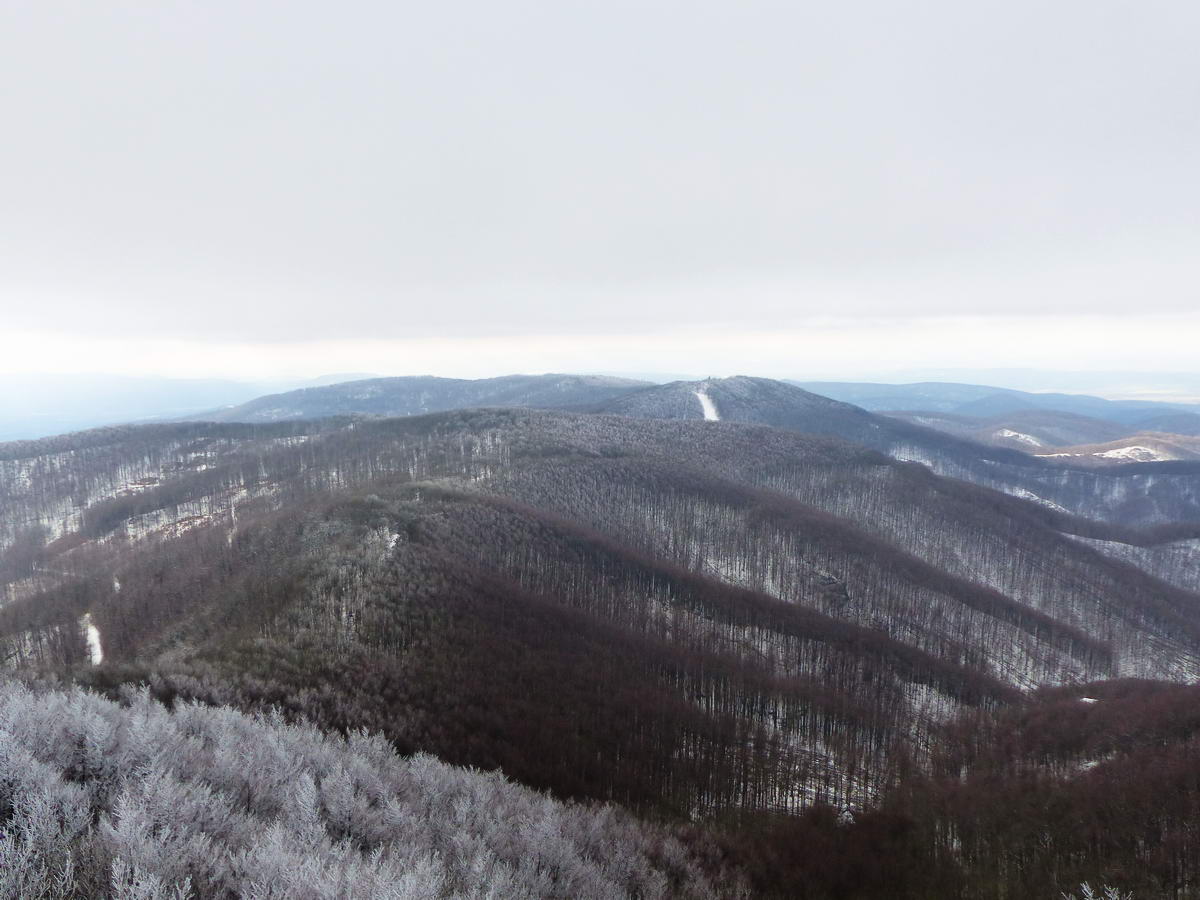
793, 379, 1200, 422
0, 372, 377, 441
191, 373, 651, 423
4, 373, 1200, 896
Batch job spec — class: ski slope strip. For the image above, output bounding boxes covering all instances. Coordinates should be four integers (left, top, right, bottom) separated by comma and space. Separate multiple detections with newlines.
695, 390, 720, 421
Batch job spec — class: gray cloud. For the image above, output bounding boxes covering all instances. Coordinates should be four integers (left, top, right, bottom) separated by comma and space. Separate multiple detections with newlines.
1, 1, 1197, 346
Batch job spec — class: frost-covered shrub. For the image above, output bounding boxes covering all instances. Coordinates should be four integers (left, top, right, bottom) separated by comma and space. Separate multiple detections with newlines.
0, 681, 730, 899
1061, 884, 1133, 900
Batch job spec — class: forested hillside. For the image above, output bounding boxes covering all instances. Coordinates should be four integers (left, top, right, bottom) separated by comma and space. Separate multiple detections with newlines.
3, 408, 1200, 895
175, 372, 1200, 528
592, 376, 1200, 528
793, 380, 1200, 423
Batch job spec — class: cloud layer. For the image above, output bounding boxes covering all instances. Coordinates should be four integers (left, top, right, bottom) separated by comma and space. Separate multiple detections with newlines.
1, 1, 1196, 368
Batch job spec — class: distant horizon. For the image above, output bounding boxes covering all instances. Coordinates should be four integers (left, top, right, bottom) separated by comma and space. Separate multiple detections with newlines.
8, 366, 1200, 397
6, 366, 1200, 399
5, 314, 1200, 389
5, 366, 1200, 444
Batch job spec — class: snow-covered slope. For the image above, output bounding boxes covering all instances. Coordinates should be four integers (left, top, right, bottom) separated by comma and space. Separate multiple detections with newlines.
1036, 434, 1200, 465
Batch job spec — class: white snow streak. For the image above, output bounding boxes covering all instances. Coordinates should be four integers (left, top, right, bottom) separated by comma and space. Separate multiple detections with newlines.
1003, 486, 1072, 515
694, 390, 720, 422
80, 613, 103, 665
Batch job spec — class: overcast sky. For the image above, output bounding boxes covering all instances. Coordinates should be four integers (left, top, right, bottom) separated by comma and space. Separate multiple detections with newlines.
1, 0, 1197, 383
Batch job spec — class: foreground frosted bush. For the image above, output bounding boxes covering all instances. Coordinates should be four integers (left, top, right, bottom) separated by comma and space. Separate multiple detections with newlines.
0, 682, 725, 899
1061, 886, 1133, 900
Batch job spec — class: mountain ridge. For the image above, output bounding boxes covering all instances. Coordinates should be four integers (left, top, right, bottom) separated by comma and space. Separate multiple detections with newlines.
5, 400, 1200, 893
188, 373, 651, 423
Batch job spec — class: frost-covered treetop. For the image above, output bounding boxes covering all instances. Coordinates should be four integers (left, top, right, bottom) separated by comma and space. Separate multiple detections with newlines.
0, 681, 728, 899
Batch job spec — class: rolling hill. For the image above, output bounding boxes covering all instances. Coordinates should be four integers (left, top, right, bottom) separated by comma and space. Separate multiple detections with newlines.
587, 376, 1200, 529
881, 409, 1134, 451
179, 372, 1200, 528
794, 379, 1200, 422
192, 374, 650, 423
1035, 434, 1200, 465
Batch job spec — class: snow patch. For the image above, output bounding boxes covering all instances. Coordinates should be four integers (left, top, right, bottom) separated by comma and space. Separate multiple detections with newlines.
1095, 445, 1174, 462
995, 429, 1043, 447
694, 390, 720, 422
1002, 486, 1072, 514
80, 613, 103, 665
1079, 696, 1099, 704
889, 445, 936, 466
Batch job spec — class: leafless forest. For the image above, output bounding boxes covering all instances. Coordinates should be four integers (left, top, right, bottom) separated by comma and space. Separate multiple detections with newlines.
2, 384, 1200, 896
